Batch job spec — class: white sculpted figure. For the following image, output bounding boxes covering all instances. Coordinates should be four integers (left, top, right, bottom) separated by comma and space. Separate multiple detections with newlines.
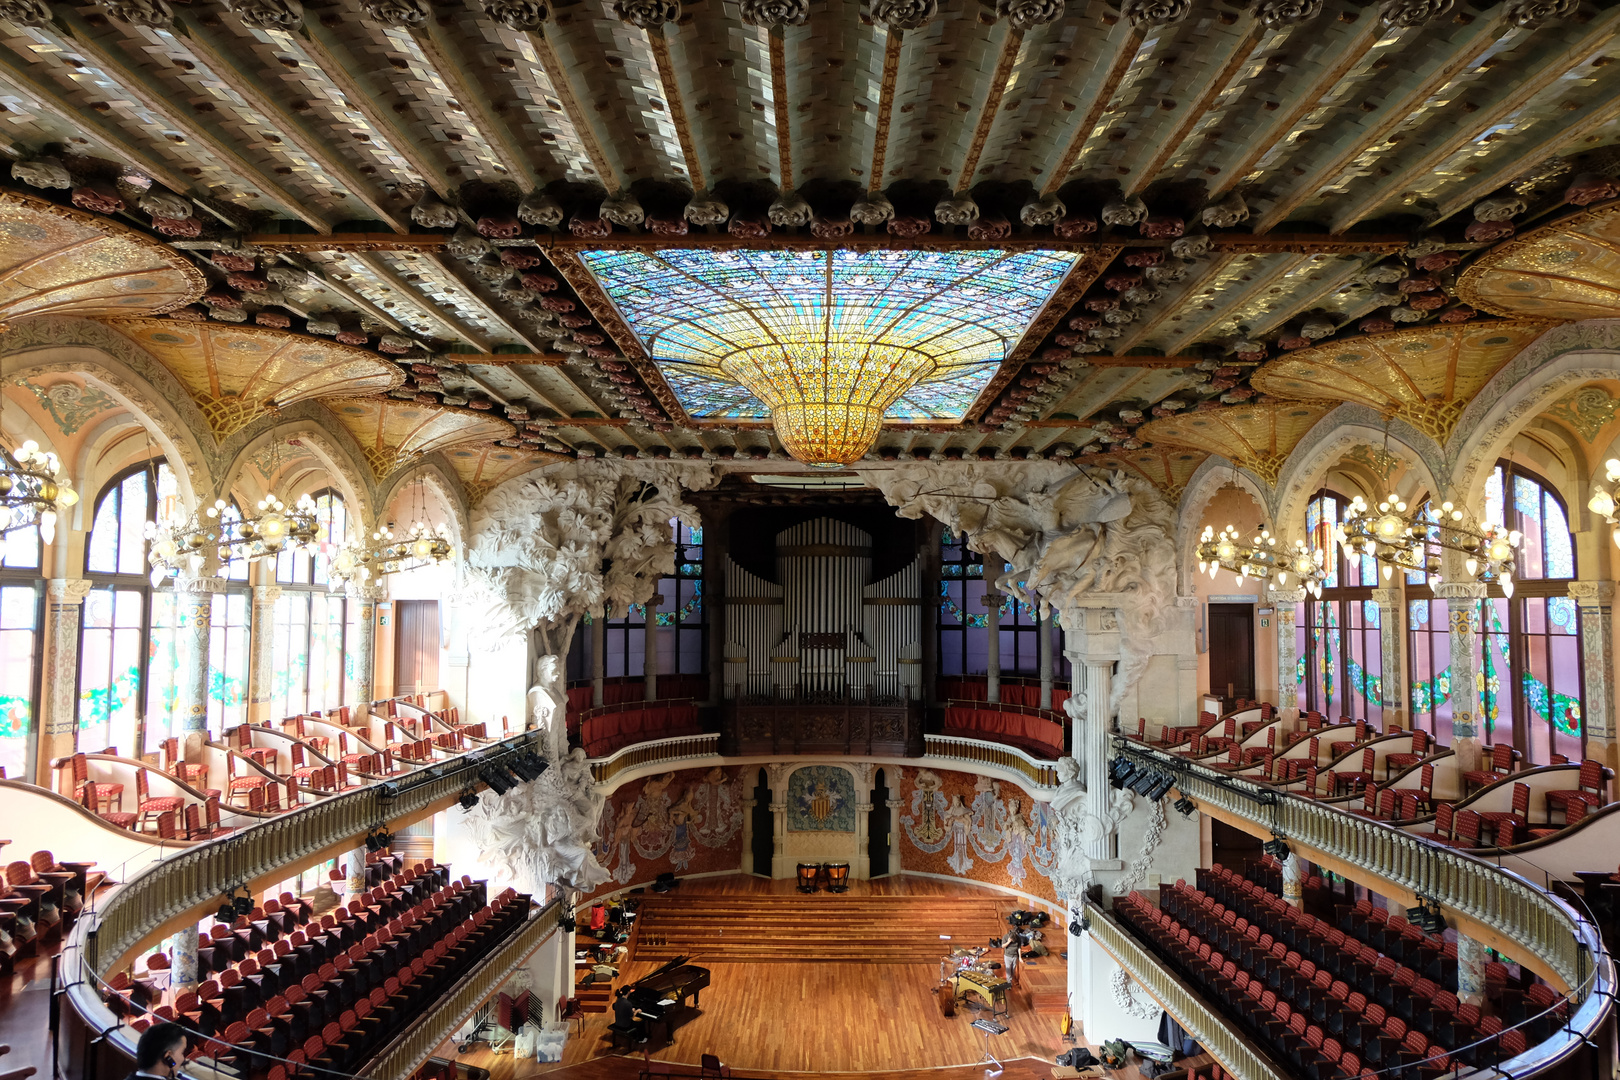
464, 744, 613, 893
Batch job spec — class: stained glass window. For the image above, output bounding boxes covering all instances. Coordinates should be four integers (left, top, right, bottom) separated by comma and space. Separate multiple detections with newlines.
937, 529, 1065, 683
0, 574, 40, 780
578, 248, 1078, 421
1300, 490, 1381, 725
272, 491, 349, 718
590, 518, 705, 684
208, 590, 249, 734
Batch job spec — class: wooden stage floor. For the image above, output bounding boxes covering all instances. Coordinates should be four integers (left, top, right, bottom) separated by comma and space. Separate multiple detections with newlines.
442, 875, 1124, 1079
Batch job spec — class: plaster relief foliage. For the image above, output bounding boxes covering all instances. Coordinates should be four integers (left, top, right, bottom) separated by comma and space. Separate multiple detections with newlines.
863, 462, 1177, 712
1046, 755, 1138, 900
463, 746, 611, 893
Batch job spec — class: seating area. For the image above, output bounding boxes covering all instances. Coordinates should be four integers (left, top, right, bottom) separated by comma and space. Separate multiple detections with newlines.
0, 848, 105, 972
936, 677, 1071, 714
577, 701, 704, 758
1114, 860, 1560, 1079
940, 704, 1064, 759
104, 858, 533, 1080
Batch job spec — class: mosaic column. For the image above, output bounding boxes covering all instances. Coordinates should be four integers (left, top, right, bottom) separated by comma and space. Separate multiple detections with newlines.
1371, 587, 1407, 730
1273, 588, 1305, 728
343, 845, 367, 899
1570, 581, 1615, 769
345, 583, 384, 720
984, 588, 1001, 704
174, 576, 224, 759
643, 592, 661, 702
171, 924, 199, 994
248, 585, 281, 726
1457, 931, 1487, 1006
1436, 581, 1488, 773
1038, 610, 1054, 711
1281, 852, 1305, 909
39, 578, 92, 785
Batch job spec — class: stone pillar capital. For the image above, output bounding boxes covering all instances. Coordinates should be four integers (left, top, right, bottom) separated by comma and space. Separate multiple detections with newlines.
1433, 581, 1489, 600
1270, 588, 1306, 605
253, 585, 284, 605
173, 574, 228, 595
47, 578, 93, 604
1369, 587, 1404, 607
346, 582, 387, 602
1569, 580, 1616, 606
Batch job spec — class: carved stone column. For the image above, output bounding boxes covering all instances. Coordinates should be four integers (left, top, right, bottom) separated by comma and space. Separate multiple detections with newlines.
983, 586, 1001, 704
39, 578, 92, 783
1436, 581, 1488, 772
1570, 581, 1615, 768
174, 576, 226, 755
1371, 586, 1406, 729
767, 762, 788, 879
1273, 588, 1305, 726
1457, 931, 1487, 1006
854, 763, 874, 880
1065, 606, 1122, 865
248, 585, 282, 726
591, 609, 606, 707
345, 584, 384, 720
886, 796, 903, 877
1038, 610, 1054, 711
342, 845, 367, 899
643, 592, 661, 702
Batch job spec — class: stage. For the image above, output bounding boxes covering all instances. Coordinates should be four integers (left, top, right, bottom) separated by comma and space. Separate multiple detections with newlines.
444, 874, 1096, 1076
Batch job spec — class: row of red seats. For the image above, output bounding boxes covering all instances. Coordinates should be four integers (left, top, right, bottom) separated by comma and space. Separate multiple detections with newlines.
935, 678, 1071, 713
0, 849, 103, 969
580, 703, 703, 758
940, 706, 1063, 759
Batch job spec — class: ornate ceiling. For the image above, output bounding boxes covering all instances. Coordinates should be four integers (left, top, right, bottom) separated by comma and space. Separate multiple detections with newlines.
0, 0, 1617, 494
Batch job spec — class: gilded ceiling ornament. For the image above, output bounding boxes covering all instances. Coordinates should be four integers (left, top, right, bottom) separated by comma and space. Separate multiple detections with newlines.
767, 191, 813, 226
933, 194, 979, 224
1101, 194, 1147, 226
22, 380, 118, 436
1473, 195, 1525, 221
1566, 173, 1620, 206
1170, 230, 1208, 259
100, 0, 172, 25
1546, 386, 1620, 442
363, 0, 429, 25
408, 190, 454, 228
996, 0, 1063, 27
739, 0, 808, 26
1252, 0, 1320, 25
1122, 0, 1188, 26
1377, 0, 1452, 26
12, 156, 69, 189
224, 0, 303, 28
683, 191, 730, 225
0, 0, 51, 26
600, 192, 645, 226
137, 188, 191, 220
1020, 195, 1065, 226
871, 0, 936, 28
1505, 0, 1574, 26
849, 193, 894, 224
72, 181, 124, 214
613, 0, 675, 24
1200, 191, 1248, 228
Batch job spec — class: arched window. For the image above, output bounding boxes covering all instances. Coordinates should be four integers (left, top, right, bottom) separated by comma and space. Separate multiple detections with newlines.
0, 524, 43, 779
1298, 491, 1383, 725
270, 490, 348, 719
1476, 462, 1582, 763
937, 527, 1066, 681
206, 500, 251, 735
592, 518, 705, 682
80, 463, 181, 758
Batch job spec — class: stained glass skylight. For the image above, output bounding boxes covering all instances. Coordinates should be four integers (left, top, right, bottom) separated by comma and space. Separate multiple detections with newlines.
578, 247, 1079, 421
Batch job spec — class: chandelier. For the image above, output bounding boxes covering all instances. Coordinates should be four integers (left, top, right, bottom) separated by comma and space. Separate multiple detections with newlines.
1587, 457, 1620, 550
0, 439, 78, 544
719, 341, 936, 467
1197, 525, 1328, 597
146, 493, 322, 583
328, 484, 455, 591
1338, 493, 1521, 595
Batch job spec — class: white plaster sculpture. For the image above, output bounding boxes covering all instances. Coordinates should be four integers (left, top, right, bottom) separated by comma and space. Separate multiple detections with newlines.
464, 745, 612, 893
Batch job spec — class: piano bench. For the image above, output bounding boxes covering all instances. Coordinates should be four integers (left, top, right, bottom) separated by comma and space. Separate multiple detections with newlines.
607, 1022, 641, 1051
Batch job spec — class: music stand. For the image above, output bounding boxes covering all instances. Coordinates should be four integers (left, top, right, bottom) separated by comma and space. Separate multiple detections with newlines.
970, 1017, 1007, 1075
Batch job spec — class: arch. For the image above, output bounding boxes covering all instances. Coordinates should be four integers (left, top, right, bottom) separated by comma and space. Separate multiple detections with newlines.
219, 418, 376, 530
1176, 456, 1275, 596
1448, 320, 1620, 506
376, 458, 472, 553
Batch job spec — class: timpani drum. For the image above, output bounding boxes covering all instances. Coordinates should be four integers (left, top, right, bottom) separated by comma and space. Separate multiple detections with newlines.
824, 863, 850, 892
796, 863, 820, 892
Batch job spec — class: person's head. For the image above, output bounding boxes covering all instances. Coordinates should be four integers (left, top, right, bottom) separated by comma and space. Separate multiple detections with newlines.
135, 1021, 187, 1074
616, 987, 630, 999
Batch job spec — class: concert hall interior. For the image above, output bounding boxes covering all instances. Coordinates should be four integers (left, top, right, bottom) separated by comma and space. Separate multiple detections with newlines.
4, 2, 1620, 1078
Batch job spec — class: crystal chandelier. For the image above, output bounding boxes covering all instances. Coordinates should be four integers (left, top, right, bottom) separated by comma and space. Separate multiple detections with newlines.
0, 439, 78, 543
147, 492, 322, 583
1587, 458, 1620, 550
1197, 525, 1328, 597
1338, 493, 1521, 595
718, 341, 936, 467
328, 490, 455, 592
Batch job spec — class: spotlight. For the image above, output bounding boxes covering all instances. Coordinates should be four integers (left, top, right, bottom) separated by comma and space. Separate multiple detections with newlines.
1130, 767, 1161, 797
377, 782, 400, 800
459, 790, 480, 811
522, 750, 549, 778
1263, 837, 1290, 860
479, 766, 514, 795
1407, 900, 1446, 934
365, 832, 379, 852
1174, 796, 1196, 818
1068, 912, 1091, 935
1144, 770, 1176, 801
216, 900, 236, 923
233, 893, 254, 916
1109, 756, 1135, 788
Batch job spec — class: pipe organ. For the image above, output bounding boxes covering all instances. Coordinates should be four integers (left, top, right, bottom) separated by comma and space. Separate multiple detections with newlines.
720, 517, 923, 756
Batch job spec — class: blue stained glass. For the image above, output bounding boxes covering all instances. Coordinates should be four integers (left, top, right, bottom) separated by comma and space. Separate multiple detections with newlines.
1409, 600, 1429, 626
1550, 595, 1577, 632
1513, 476, 1542, 522
1544, 496, 1574, 579
577, 247, 1079, 421
1484, 467, 1505, 529
1363, 600, 1381, 627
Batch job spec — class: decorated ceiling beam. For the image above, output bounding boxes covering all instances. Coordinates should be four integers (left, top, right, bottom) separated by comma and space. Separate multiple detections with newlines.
867, 29, 904, 195
47, 11, 329, 231
953, 25, 1024, 196
338, 251, 497, 351
637, 24, 707, 191
1038, 28, 1145, 198
1249, 16, 1507, 233
1330, 11, 1620, 234
408, 24, 539, 191
1125, 24, 1268, 199
518, 31, 621, 191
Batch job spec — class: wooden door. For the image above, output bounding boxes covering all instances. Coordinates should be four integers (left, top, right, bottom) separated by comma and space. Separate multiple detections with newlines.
1208, 603, 1255, 707
867, 769, 890, 877
393, 599, 440, 696
751, 769, 774, 875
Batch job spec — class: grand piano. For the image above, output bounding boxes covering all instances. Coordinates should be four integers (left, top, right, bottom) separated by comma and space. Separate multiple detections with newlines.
628, 956, 711, 1045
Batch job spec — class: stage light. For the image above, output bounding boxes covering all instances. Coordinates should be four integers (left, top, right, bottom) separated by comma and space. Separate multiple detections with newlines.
1263, 837, 1290, 860
479, 767, 513, 795
1144, 771, 1175, 801
459, 790, 480, 811
1406, 900, 1446, 934
1174, 796, 1196, 818
365, 832, 379, 852
216, 900, 236, 923
233, 893, 254, 916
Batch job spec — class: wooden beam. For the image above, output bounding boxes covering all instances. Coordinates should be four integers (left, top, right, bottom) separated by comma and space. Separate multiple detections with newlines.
455, 352, 569, 366
1125, 24, 1268, 198
342, 251, 495, 352
1039, 27, 1145, 198
172, 17, 410, 233
767, 26, 793, 189
1330, 12, 1620, 233
1251, 16, 1505, 233
644, 26, 705, 191
48, 12, 328, 230
523, 30, 620, 191
954, 25, 1023, 194
868, 29, 904, 192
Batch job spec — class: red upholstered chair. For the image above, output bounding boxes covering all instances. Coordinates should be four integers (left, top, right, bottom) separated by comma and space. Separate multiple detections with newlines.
1384, 729, 1431, 776
79, 779, 137, 830
1529, 797, 1588, 840
1332, 748, 1377, 796
1461, 742, 1520, 792
1475, 782, 1531, 846
135, 770, 184, 834
225, 753, 269, 809
66, 753, 124, 813
1546, 759, 1609, 817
